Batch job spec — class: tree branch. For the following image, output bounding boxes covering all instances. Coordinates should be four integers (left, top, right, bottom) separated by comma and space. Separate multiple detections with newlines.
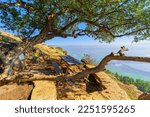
110, 22, 132, 29
61, 18, 78, 32
84, 19, 115, 38
115, 28, 150, 37
0, 1, 34, 11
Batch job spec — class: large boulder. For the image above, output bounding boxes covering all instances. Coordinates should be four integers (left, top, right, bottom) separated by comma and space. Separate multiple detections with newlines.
0, 83, 33, 100
96, 72, 130, 100
31, 81, 57, 100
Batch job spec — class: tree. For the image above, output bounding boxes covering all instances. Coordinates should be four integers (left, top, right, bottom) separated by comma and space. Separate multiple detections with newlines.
0, 0, 150, 76
0, 0, 149, 43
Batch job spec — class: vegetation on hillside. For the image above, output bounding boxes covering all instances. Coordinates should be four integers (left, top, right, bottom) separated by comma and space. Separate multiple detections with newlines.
106, 70, 150, 93
56, 47, 67, 55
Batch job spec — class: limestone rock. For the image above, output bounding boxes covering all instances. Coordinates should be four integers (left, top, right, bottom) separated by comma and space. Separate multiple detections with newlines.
31, 81, 57, 100
96, 72, 130, 100
0, 83, 33, 100
57, 72, 130, 100
118, 83, 143, 100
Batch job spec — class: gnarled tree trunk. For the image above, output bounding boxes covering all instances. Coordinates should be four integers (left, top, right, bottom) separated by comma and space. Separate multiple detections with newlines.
0, 29, 53, 77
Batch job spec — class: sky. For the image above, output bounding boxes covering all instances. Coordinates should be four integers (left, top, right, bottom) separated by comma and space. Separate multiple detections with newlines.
45, 35, 150, 47
45, 36, 127, 46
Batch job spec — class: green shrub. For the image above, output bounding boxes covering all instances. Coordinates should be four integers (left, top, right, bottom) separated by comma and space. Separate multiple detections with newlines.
82, 54, 97, 65
56, 47, 67, 55
106, 70, 150, 93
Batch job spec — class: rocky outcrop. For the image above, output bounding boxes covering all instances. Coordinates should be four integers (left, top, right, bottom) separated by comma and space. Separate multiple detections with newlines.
31, 81, 57, 100
117, 83, 143, 100
96, 72, 130, 100
57, 72, 130, 100
34, 44, 66, 60
138, 93, 150, 100
0, 83, 33, 100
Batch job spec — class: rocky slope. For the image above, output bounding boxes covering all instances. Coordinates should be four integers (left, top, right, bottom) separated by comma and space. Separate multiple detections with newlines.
0, 44, 148, 100
0, 83, 33, 100
57, 71, 130, 100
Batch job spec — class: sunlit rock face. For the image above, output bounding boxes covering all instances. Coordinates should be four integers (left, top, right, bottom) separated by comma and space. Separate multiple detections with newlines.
0, 83, 33, 100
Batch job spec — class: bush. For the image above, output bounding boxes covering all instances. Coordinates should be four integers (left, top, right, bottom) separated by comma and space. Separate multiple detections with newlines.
82, 54, 97, 65
56, 47, 67, 55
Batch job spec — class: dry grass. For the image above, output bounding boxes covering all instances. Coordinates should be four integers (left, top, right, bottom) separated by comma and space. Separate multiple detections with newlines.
106, 72, 142, 100
35, 44, 66, 60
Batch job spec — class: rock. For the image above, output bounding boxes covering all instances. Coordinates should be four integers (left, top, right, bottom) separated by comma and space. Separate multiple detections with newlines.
118, 83, 143, 100
96, 72, 130, 100
138, 93, 150, 100
31, 81, 57, 100
0, 83, 33, 100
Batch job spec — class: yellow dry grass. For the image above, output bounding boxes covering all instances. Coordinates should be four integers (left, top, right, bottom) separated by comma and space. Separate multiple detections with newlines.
34, 43, 65, 60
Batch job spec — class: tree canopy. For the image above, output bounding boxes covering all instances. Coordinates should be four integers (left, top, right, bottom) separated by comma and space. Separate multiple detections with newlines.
0, 0, 150, 45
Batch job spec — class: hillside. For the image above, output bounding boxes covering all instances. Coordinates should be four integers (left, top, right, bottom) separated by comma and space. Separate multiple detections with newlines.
0, 44, 148, 100
57, 71, 131, 100
106, 72, 143, 100
34, 45, 149, 100
34, 44, 67, 60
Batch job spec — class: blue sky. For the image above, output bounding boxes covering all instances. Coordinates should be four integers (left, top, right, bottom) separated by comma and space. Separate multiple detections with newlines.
45, 36, 130, 46
45, 35, 150, 47
45, 36, 101, 46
